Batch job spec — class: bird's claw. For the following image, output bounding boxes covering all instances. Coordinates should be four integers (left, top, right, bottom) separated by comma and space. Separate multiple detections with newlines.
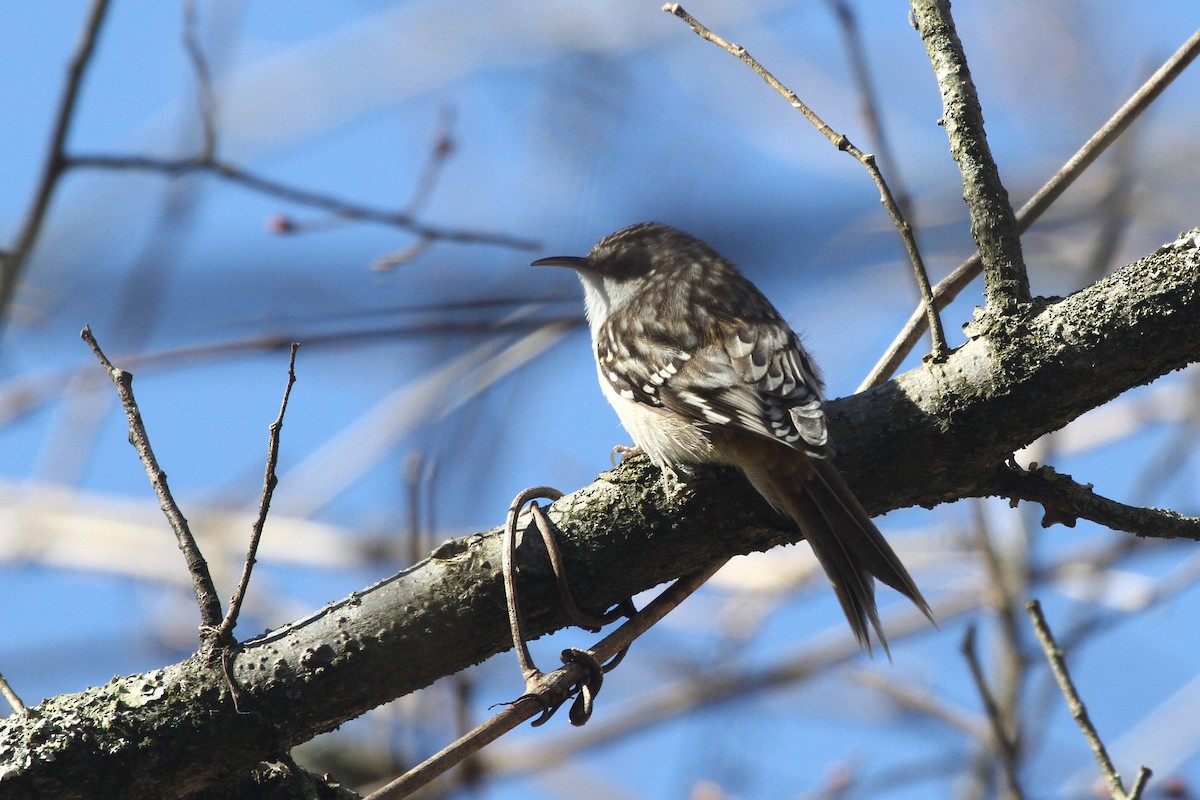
611, 443, 643, 467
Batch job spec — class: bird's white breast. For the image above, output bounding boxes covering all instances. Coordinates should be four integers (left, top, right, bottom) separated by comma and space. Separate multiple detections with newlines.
577, 272, 717, 467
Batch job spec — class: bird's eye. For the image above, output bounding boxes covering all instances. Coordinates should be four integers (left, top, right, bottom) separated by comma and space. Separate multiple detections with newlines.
606, 247, 654, 280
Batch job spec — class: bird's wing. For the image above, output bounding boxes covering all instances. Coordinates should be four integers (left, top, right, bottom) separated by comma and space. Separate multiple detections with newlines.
596, 310, 828, 456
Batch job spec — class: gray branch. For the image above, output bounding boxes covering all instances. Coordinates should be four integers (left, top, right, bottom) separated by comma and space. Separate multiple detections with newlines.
990, 462, 1200, 539
2, 229, 1199, 798
911, 0, 1031, 309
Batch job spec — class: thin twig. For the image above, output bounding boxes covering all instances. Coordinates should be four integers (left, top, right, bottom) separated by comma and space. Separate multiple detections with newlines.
302, 106, 463, 271
215, 343, 300, 644
0, 0, 112, 328
367, 558, 728, 799
827, 0, 915, 226
910, 0, 1029, 310
373, 235, 433, 271
479, 534, 1174, 789
0, 310, 581, 467
664, 3, 947, 361
405, 450, 427, 566
859, 25, 1200, 390
402, 106, 457, 218
972, 499, 1025, 664
502, 486, 564, 682
80, 326, 223, 630
402, 540, 1182, 799
1025, 599, 1153, 800
2, 0, 533, 340
479, 588, 982, 783
528, 501, 628, 631
1080, 121, 1138, 284
1127, 767, 1153, 800
42, 7, 227, 482
501, 484, 626, 719
182, 0, 218, 159
961, 624, 1027, 800
0, 671, 26, 716
992, 461, 1200, 541
67, 153, 540, 251
850, 669, 989, 741
971, 499, 1030, 800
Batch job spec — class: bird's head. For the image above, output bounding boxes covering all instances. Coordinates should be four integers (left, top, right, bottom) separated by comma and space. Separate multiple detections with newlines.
532, 222, 711, 323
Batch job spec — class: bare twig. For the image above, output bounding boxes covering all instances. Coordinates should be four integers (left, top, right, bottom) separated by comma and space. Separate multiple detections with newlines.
278, 319, 573, 518
827, 0, 915, 226
1, 0, 534, 339
502, 486, 566, 683
480, 588, 982, 782
961, 624, 1027, 800
404, 450, 428, 566
373, 236, 434, 271
456, 538, 1166, 791
0, 0, 112, 328
38, 8, 230, 484
992, 461, 1200, 541
1023, 541, 1200, 764
527, 500, 628, 631
500, 484, 630, 717
367, 558, 728, 799
0, 306, 581, 434
860, 26, 1200, 390
1126, 769, 1153, 800
1026, 599, 1153, 800
402, 106, 457, 218
999, 28, 1198, 268
182, 0, 218, 158
68, 152, 540, 251
910, 0, 1029, 310
0, 671, 26, 716
297, 105, 465, 271
1080, 121, 1139, 284
80, 326, 223, 630
971, 499, 1030, 800
664, 2, 947, 361
215, 343, 300, 644
972, 501, 1026, 675
850, 669, 989, 741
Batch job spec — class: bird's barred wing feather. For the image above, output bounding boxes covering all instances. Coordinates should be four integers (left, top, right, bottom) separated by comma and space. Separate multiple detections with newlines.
597, 310, 828, 457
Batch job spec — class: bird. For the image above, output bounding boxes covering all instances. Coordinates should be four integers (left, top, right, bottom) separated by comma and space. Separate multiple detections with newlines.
533, 221, 932, 654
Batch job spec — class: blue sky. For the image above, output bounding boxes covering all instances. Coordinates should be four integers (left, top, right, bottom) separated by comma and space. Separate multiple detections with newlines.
2, 2, 1199, 797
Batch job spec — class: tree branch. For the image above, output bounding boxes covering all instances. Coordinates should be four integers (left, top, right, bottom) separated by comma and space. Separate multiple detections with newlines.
67, 153, 540, 251
989, 461, 1200, 540
81, 326, 224, 631
665, 2, 947, 360
215, 343, 300, 644
1026, 600, 1153, 800
0, 0, 111, 330
860, 25, 1200, 390
3, 230, 1199, 797
910, 0, 1030, 310
961, 624, 1027, 800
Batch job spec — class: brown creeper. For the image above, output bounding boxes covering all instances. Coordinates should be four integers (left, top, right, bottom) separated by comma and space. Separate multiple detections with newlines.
534, 222, 931, 653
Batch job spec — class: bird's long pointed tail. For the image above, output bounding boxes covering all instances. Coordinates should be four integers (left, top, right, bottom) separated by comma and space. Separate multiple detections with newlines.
773, 459, 933, 656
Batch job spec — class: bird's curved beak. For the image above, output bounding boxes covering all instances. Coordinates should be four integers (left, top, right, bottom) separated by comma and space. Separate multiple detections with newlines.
531, 255, 589, 269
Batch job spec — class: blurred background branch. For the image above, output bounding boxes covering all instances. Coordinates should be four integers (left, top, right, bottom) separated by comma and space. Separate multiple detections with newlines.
1, 2, 1198, 799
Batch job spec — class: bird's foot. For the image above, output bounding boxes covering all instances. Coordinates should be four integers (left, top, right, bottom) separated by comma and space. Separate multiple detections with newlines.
610, 443, 643, 467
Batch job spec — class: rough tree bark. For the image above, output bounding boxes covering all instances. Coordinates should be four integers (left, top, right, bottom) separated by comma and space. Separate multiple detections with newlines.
1, 228, 1198, 799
